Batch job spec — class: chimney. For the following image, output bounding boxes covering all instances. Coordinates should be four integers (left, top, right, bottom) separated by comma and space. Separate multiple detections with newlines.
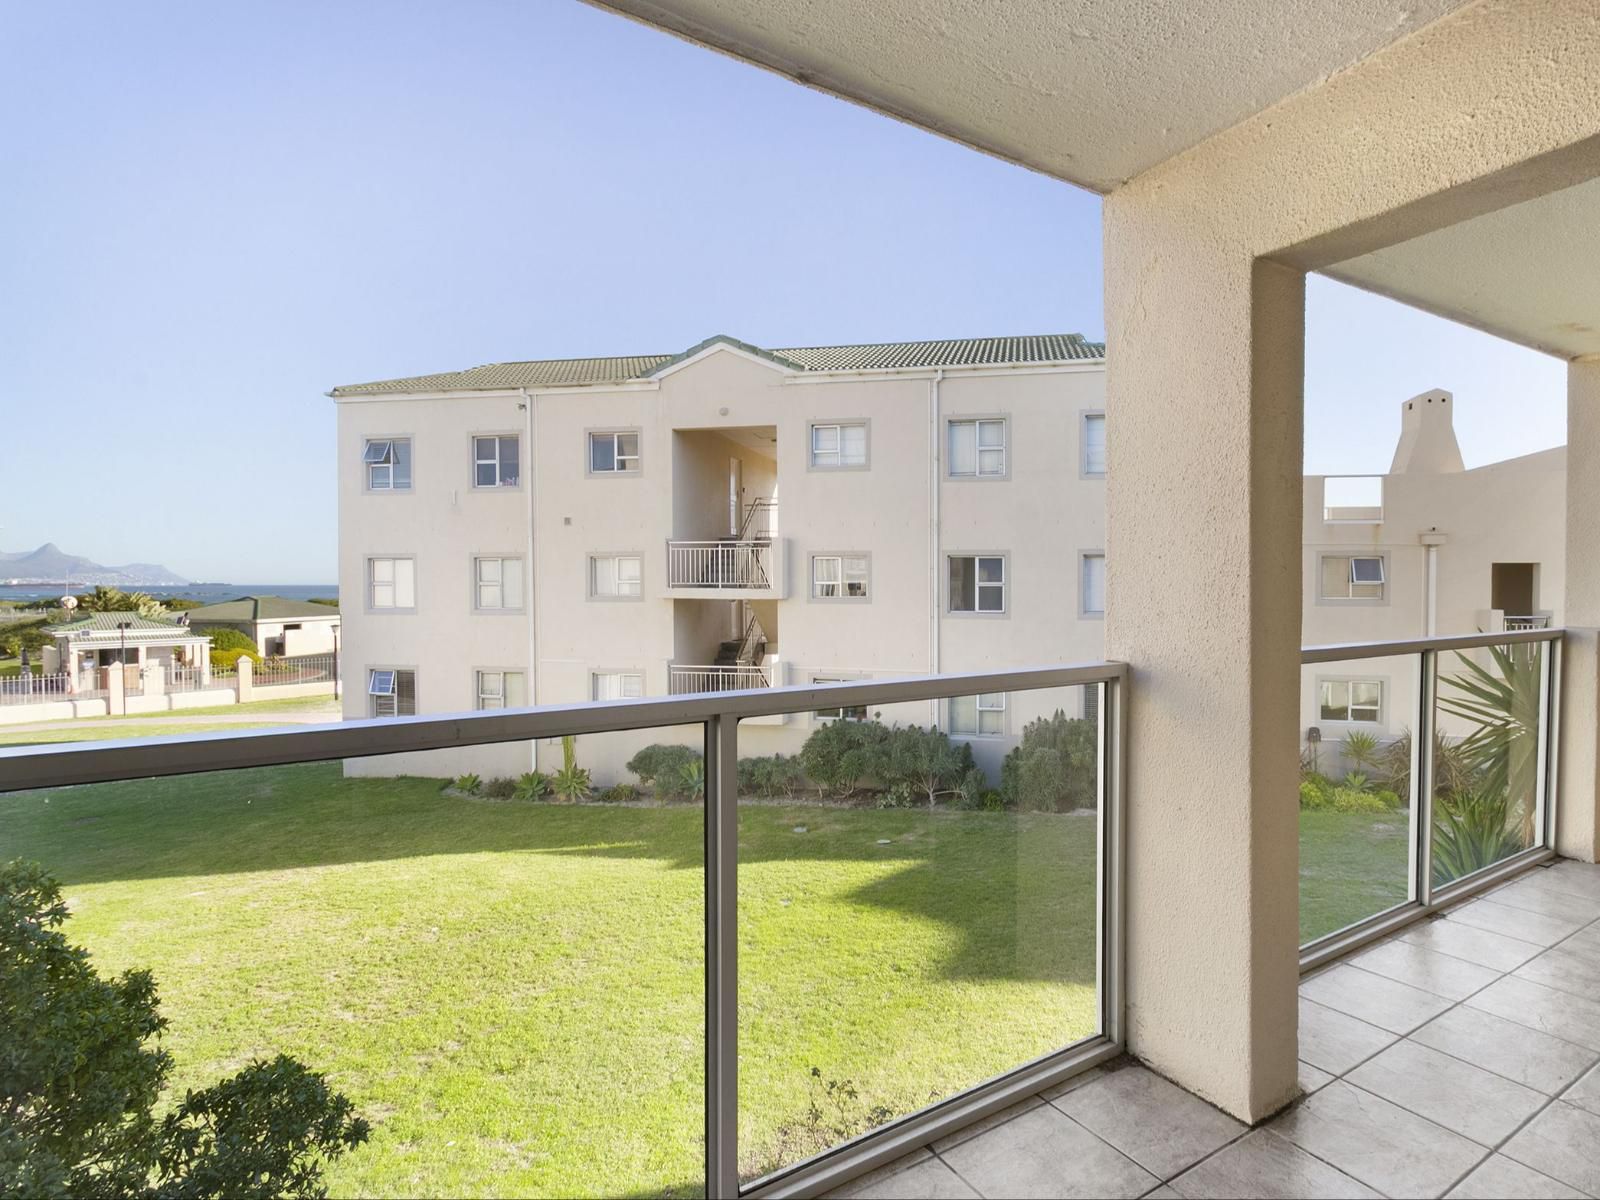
1390, 388, 1465, 474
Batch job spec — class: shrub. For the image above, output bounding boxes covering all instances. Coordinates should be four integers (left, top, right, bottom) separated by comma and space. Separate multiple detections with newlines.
953, 766, 990, 810
1298, 774, 1335, 808
738, 755, 806, 799
200, 626, 259, 654
1339, 729, 1381, 773
627, 744, 702, 790
513, 772, 550, 801
0, 860, 367, 1197
799, 720, 891, 797
1432, 788, 1522, 884
451, 773, 482, 795
873, 781, 918, 809
672, 758, 706, 802
209, 646, 262, 672
551, 736, 591, 802
1341, 770, 1372, 794
1000, 711, 1097, 812
599, 783, 640, 803
1300, 774, 1393, 812
483, 777, 516, 801
879, 726, 970, 807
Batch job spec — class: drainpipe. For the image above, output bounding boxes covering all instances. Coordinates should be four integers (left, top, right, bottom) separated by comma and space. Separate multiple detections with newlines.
1420, 529, 1447, 637
930, 369, 943, 727
522, 388, 539, 772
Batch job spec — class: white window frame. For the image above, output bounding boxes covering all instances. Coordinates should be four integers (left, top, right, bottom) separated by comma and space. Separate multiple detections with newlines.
808, 420, 869, 470
811, 673, 868, 723
588, 429, 642, 476
946, 417, 1008, 479
363, 437, 412, 492
368, 667, 416, 717
1318, 553, 1389, 603
367, 556, 416, 612
810, 553, 870, 601
591, 670, 645, 701
947, 553, 1007, 615
1079, 551, 1106, 618
475, 668, 526, 711
473, 556, 524, 612
588, 553, 644, 600
1318, 677, 1384, 725
1081, 411, 1106, 479
949, 692, 1006, 737
472, 434, 520, 489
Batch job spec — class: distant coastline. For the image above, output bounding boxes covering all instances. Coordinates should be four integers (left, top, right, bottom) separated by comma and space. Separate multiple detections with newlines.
0, 583, 338, 604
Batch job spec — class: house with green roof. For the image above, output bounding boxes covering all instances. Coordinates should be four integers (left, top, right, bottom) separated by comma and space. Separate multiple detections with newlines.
185, 595, 341, 657
42, 610, 211, 686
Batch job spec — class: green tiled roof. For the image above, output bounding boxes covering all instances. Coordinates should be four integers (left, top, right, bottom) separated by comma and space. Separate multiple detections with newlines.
46, 612, 195, 636
185, 596, 339, 622
330, 333, 1105, 396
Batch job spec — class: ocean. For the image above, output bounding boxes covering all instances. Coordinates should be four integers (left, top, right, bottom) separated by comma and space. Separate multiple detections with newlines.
0, 583, 338, 604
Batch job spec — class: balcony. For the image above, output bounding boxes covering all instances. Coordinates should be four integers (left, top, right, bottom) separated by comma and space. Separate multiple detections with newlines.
665, 537, 787, 598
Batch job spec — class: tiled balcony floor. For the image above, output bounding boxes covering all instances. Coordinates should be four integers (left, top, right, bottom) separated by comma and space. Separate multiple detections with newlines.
830, 858, 1600, 1200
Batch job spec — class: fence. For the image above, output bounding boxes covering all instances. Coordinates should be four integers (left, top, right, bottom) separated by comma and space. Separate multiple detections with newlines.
666, 540, 775, 589
669, 664, 771, 694
165, 663, 232, 694
0, 672, 90, 705
253, 653, 337, 688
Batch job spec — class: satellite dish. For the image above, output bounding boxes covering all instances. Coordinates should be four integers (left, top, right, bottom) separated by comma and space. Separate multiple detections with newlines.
60, 595, 79, 611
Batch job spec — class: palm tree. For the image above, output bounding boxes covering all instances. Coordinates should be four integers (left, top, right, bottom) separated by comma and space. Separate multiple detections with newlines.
1437, 642, 1543, 849
77, 586, 169, 620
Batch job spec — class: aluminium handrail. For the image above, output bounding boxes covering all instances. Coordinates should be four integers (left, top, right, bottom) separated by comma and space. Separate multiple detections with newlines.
0, 662, 1126, 794
1301, 626, 1562, 665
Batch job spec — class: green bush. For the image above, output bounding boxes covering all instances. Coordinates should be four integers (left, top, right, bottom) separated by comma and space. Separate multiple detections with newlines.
878, 726, 971, 807
1299, 774, 1395, 813
513, 772, 550, 801
200, 626, 259, 654
738, 754, 806, 798
451, 773, 482, 796
874, 781, 919, 809
1, 860, 367, 1197
626, 744, 702, 789
953, 766, 990, 810
482, 777, 516, 801
798, 720, 891, 797
551, 736, 591, 802
209, 646, 262, 671
598, 783, 640, 803
999, 711, 1097, 812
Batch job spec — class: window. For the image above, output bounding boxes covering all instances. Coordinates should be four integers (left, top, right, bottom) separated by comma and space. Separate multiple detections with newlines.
810, 422, 867, 468
1320, 554, 1386, 600
1320, 679, 1382, 724
948, 555, 1006, 613
589, 554, 643, 598
363, 438, 411, 490
368, 557, 415, 610
473, 435, 520, 487
1082, 413, 1106, 477
811, 554, 869, 599
592, 671, 644, 701
1081, 553, 1106, 616
948, 418, 1006, 477
476, 669, 526, 710
590, 431, 641, 474
474, 556, 524, 611
368, 668, 416, 717
950, 692, 1006, 736
813, 676, 867, 722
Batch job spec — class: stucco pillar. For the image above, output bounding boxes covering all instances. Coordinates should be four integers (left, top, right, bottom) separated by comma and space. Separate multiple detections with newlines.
1560, 357, 1600, 863
1102, 216, 1304, 1121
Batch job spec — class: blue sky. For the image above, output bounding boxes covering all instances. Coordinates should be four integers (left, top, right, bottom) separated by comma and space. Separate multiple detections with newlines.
0, 1, 1566, 583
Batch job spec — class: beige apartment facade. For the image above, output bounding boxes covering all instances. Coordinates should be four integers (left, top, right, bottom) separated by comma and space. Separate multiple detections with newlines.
333, 335, 1564, 783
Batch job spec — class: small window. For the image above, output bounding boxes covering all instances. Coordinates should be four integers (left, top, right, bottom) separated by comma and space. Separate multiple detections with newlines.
589, 554, 643, 598
1082, 413, 1106, 477
368, 668, 416, 717
948, 555, 1006, 613
949, 692, 1006, 736
473, 435, 520, 487
474, 557, 524, 611
813, 675, 867, 722
810, 422, 868, 468
590, 431, 641, 474
592, 671, 644, 701
812, 554, 869, 600
368, 557, 415, 610
948, 419, 1006, 477
364, 438, 412, 490
1320, 679, 1382, 724
1081, 553, 1106, 616
476, 669, 526, 710
1320, 554, 1386, 601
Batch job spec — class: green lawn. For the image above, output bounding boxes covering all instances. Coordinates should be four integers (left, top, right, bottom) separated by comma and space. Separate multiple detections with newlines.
0, 765, 1406, 1196
0, 765, 1098, 1197
1299, 809, 1411, 943
0, 722, 287, 746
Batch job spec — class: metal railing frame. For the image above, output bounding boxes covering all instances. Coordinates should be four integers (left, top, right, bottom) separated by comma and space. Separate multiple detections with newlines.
1299, 626, 1564, 971
0, 662, 1127, 1199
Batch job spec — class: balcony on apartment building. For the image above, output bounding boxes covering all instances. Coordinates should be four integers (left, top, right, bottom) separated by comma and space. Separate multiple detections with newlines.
666, 425, 786, 597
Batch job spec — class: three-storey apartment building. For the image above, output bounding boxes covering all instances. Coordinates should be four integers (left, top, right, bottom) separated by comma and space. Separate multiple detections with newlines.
332, 334, 1564, 782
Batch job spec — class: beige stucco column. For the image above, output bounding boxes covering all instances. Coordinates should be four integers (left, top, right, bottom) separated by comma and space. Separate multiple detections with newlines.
1102, 205, 1304, 1119
1560, 356, 1600, 863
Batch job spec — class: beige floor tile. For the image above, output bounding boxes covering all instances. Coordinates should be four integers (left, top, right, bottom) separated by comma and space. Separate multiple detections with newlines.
1559, 1060, 1600, 1117
1297, 997, 1397, 1075
1502, 1101, 1600, 1195
1469, 975, 1600, 1051
1410, 1004, 1598, 1095
1167, 1129, 1379, 1199
1397, 917, 1543, 972
939, 1103, 1158, 1199
1053, 1065, 1244, 1181
1345, 1039, 1546, 1146
930, 1097, 1043, 1154
1538, 861, 1600, 903
1298, 963, 1452, 1034
831, 1154, 979, 1199
1349, 937, 1500, 1000
1297, 1061, 1335, 1095
1039, 1065, 1105, 1101
1446, 898, 1589, 946
1444, 1153, 1586, 1199
1515, 944, 1600, 999
1269, 1080, 1485, 1198
1491, 875, 1600, 923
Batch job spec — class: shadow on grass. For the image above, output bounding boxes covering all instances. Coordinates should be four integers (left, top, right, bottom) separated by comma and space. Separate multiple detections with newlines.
1, 762, 1099, 986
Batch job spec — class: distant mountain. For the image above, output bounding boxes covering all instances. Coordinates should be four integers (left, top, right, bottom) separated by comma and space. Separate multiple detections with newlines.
0, 543, 189, 587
